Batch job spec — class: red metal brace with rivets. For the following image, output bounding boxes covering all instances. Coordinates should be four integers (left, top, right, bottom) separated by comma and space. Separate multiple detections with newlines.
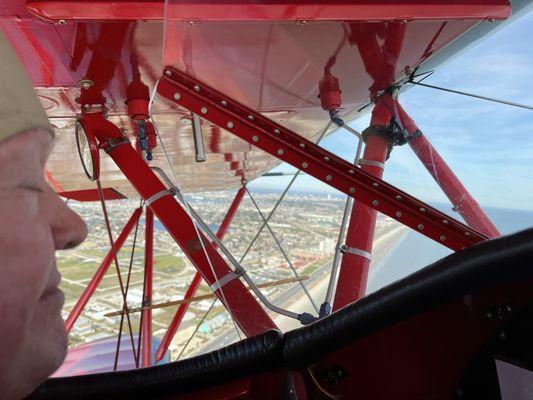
79, 112, 277, 338
158, 67, 488, 251
154, 186, 246, 362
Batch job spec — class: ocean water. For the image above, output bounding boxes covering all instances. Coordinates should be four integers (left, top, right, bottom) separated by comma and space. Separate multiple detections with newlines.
367, 206, 533, 294
149, 205, 532, 295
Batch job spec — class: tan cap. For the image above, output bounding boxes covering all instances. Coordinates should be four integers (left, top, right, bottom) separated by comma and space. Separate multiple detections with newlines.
0, 29, 52, 143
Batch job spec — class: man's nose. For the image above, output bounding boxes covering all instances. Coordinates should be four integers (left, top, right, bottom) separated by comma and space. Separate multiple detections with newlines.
50, 194, 88, 250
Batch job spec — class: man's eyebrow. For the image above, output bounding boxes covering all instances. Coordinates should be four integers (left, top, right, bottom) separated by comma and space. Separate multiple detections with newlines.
17, 182, 45, 193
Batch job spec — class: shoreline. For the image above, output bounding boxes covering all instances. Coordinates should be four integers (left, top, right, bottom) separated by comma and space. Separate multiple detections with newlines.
193, 224, 408, 353
273, 224, 407, 332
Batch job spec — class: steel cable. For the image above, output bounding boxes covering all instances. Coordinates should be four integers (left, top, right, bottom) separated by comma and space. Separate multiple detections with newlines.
244, 185, 319, 314
149, 80, 243, 341
96, 179, 139, 369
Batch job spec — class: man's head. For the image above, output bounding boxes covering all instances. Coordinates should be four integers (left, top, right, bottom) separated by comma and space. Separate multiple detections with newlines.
0, 129, 87, 399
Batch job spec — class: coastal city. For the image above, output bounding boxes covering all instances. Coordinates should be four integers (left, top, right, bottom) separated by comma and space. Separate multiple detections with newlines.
58, 189, 402, 365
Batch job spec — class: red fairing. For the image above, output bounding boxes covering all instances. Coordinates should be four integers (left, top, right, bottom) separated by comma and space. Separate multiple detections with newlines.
146, 121, 157, 152
318, 73, 342, 111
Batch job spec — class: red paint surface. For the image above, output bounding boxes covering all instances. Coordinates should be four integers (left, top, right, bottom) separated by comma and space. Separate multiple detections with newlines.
0, 0, 507, 194
59, 188, 126, 201
81, 112, 277, 336
155, 186, 246, 362
26, 1, 510, 22
320, 278, 533, 399
333, 134, 389, 309
409, 133, 501, 238
158, 68, 488, 251
377, 93, 500, 238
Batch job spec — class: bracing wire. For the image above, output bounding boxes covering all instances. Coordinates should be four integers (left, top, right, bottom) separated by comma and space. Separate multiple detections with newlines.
149, 80, 243, 341
114, 201, 143, 369
321, 124, 364, 316
238, 120, 333, 266
155, 176, 302, 322
149, 93, 303, 323
322, 196, 353, 314
176, 299, 217, 361
95, 180, 139, 370
148, 84, 340, 328
409, 79, 533, 111
244, 185, 319, 314
137, 207, 154, 365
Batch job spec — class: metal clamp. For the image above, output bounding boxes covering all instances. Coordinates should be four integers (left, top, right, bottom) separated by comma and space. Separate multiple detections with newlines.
150, 167, 184, 200
357, 159, 384, 169
210, 267, 245, 293
100, 137, 130, 153
146, 189, 172, 206
339, 245, 372, 261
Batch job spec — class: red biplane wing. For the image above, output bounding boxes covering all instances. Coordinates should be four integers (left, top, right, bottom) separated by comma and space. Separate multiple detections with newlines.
4, 2, 533, 399
0, 0, 516, 197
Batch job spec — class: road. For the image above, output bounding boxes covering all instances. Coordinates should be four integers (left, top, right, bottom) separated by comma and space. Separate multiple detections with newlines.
196, 225, 407, 354
65, 230, 394, 354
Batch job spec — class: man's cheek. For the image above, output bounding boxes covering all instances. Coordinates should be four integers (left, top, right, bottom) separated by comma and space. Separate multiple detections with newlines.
1, 227, 53, 294
0, 295, 35, 366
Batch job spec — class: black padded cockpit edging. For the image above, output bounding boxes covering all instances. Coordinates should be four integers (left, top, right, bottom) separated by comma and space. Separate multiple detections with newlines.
28, 329, 283, 399
28, 228, 533, 399
282, 228, 533, 368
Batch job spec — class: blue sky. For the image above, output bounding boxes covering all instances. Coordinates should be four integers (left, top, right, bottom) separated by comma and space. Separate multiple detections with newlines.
250, 8, 533, 212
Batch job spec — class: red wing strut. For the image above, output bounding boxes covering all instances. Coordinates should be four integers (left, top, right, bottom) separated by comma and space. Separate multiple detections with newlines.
157, 67, 489, 252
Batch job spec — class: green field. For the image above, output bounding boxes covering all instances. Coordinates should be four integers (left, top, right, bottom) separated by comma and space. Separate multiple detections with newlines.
153, 254, 186, 274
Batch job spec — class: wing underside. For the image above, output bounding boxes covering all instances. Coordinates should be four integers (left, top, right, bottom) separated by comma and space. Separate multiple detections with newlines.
0, 0, 514, 196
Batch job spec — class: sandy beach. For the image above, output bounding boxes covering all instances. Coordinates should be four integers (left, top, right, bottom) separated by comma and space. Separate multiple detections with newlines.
273, 224, 407, 332
194, 224, 408, 354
